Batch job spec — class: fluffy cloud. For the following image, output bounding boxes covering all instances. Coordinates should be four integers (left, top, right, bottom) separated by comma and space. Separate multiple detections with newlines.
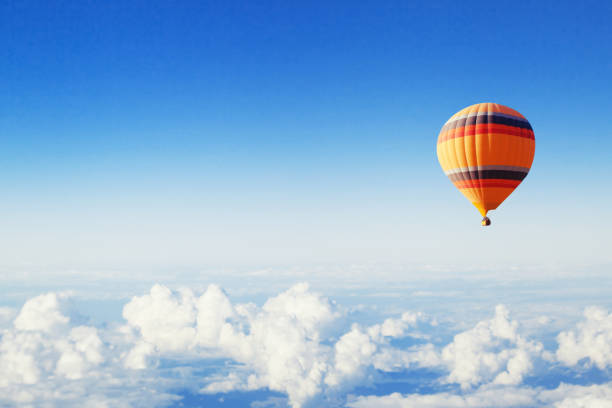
120, 283, 337, 406
123, 284, 198, 353
13, 292, 70, 333
557, 306, 612, 369
347, 385, 539, 407
540, 382, 612, 408
0, 292, 103, 388
324, 312, 438, 391
121, 282, 433, 407
441, 305, 543, 389
0, 292, 177, 407
2, 286, 612, 408
348, 382, 612, 408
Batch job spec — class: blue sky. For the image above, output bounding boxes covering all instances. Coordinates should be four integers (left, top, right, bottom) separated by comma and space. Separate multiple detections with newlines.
2, 0, 611, 270
2, 1, 612, 407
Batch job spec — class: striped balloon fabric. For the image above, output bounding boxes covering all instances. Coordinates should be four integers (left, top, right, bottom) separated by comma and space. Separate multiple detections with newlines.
436, 103, 535, 221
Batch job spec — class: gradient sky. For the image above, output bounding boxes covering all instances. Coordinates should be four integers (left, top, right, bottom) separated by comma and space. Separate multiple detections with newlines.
2, 0, 611, 271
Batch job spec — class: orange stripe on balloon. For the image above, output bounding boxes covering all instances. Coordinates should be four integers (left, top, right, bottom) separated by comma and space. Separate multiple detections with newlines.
450, 103, 527, 120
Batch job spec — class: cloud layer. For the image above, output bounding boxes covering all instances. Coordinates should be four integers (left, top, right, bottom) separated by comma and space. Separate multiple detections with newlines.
1, 283, 612, 407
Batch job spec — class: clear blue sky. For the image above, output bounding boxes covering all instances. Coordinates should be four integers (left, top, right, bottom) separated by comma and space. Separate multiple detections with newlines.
2, 0, 611, 270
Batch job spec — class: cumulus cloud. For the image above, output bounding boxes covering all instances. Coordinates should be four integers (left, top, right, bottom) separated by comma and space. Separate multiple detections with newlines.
348, 305, 612, 408
13, 292, 71, 333
348, 382, 612, 408
324, 312, 438, 392
0, 292, 178, 407
123, 284, 198, 353
557, 306, 612, 369
3, 285, 612, 408
347, 385, 539, 407
120, 282, 336, 406
121, 282, 429, 407
0, 292, 101, 388
540, 382, 612, 408
441, 305, 543, 389
118, 282, 441, 407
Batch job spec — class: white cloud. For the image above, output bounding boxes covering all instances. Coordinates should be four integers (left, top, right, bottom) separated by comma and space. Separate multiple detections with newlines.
368, 311, 427, 341
540, 382, 612, 408
348, 382, 612, 408
441, 305, 543, 389
0, 292, 96, 388
122, 284, 198, 353
347, 385, 539, 407
216, 283, 335, 407
324, 312, 437, 392
371, 343, 440, 372
557, 306, 612, 369
13, 292, 70, 333
325, 324, 377, 389
201, 372, 244, 394
120, 282, 437, 407
3, 284, 612, 408
0, 292, 178, 407
121, 282, 340, 407
55, 326, 104, 379
196, 283, 235, 348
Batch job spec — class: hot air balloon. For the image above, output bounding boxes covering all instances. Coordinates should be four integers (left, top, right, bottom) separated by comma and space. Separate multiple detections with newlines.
436, 103, 535, 226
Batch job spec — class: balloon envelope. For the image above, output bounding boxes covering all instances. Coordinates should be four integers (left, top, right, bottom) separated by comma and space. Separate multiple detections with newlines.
436, 103, 535, 218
